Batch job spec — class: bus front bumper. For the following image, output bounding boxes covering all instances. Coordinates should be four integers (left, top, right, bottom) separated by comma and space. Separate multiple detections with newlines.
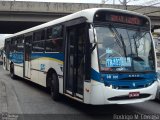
88, 81, 158, 105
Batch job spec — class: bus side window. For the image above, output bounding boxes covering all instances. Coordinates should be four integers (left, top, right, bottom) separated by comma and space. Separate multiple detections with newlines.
33, 41, 45, 52
46, 27, 53, 52
10, 38, 17, 52
52, 25, 63, 51
17, 36, 24, 52
34, 30, 45, 41
33, 30, 45, 52
46, 28, 52, 39
45, 25, 63, 52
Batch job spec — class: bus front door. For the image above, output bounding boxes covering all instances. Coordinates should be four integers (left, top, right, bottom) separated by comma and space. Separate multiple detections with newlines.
24, 35, 32, 79
65, 25, 85, 98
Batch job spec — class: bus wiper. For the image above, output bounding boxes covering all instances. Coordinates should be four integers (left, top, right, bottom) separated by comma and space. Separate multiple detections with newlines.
132, 31, 147, 61
109, 24, 127, 60
133, 30, 147, 45
120, 35, 127, 60
133, 36, 139, 57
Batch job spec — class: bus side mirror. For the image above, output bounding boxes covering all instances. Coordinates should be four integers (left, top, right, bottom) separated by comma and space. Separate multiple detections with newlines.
89, 29, 95, 43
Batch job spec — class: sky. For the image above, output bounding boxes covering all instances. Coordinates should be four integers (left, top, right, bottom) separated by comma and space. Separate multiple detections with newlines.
0, 0, 160, 48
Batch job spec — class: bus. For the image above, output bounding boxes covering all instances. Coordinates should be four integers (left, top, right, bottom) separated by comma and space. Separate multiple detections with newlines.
154, 37, 160, 99
156, 52, 160, 99
3, 8, 157, 105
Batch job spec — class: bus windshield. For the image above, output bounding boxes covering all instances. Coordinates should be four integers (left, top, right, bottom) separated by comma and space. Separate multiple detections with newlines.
95, 25, 155, 72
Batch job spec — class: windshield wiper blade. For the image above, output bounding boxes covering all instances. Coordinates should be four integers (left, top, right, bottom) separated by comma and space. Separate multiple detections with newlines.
109, 25, 122, 48
133, 30, 147, 44
132, 31, 147, 60
109, 24, 127, 60
133, 36, 139, 57
120, 34, 127, 60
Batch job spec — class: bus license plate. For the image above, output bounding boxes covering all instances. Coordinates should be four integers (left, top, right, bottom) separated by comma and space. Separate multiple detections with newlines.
129, 92, 140, 98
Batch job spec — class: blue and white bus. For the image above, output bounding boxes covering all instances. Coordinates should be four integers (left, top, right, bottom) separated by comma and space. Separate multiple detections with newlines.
3, 8, 157, 104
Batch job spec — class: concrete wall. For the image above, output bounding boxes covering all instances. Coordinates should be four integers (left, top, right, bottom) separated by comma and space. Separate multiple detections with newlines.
0, 1, 159, 15
0, 1, 159, 33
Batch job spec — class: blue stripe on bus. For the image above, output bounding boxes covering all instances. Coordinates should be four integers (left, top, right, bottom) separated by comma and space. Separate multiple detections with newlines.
91, 68, 101, 82
91, 68, 157, 89
9, 52, 64, 64
9, 52, 23, 64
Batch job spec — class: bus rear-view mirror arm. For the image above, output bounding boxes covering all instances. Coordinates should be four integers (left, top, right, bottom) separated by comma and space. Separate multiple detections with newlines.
89, 28, 97, 53
90, 43, 97, 53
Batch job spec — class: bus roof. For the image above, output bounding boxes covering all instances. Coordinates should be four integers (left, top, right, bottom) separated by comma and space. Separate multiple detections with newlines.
5, 8, 150, 39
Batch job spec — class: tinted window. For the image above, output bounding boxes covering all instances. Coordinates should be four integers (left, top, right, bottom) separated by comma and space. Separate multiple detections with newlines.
46, 28, 52, 39
34, 30, 45, 41
52, 25, 63, 38
33, 41, 45, 52
4, 39, 10, 53
17, 36, 24, 52
45, 25, 63, 52
10, 38, 17, 52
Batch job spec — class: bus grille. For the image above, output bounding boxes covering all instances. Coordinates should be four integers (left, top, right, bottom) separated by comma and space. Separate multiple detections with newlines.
105, 80, 155, 89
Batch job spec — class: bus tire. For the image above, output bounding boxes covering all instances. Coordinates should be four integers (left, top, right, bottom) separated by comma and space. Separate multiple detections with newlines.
50, 73, 60, 101
10, 63, 16, 79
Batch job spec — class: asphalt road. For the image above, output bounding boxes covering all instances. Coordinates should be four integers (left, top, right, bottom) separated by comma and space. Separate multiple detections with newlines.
0, 65, 160, 120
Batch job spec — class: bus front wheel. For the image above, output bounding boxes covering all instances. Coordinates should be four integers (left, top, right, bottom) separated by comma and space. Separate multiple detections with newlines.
50, 73, 60, 101
10, 63, 16, 79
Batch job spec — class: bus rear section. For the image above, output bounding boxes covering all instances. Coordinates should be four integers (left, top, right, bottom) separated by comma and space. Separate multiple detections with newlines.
86, 10, 157, 104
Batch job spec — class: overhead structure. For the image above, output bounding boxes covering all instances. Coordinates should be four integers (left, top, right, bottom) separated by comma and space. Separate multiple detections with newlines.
0, 1, 159, 33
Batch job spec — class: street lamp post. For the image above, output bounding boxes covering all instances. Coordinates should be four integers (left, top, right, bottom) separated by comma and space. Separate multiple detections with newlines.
119, 0, 131, 10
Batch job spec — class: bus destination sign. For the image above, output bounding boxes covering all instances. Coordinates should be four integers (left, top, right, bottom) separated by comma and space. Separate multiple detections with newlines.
94, 11, 149, 27
110, 15, 141, 25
